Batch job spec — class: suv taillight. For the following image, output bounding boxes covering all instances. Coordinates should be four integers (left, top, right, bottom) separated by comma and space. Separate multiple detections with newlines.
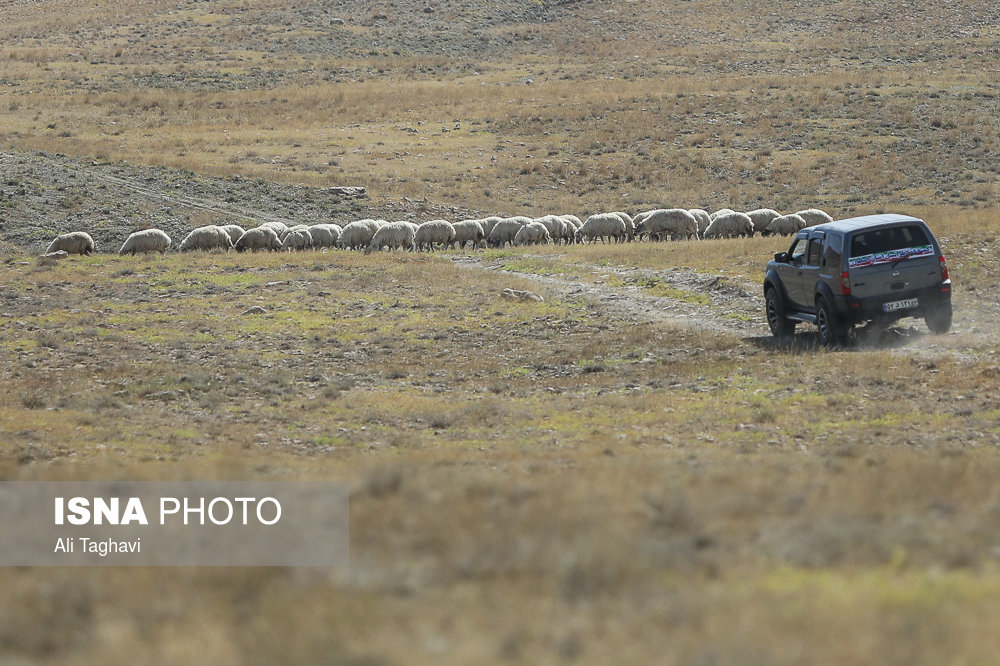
840, 271, 851, 296
939, 255, 950, 281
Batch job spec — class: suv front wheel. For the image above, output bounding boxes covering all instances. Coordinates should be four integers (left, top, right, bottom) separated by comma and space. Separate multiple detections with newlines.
816, 295, 850, 346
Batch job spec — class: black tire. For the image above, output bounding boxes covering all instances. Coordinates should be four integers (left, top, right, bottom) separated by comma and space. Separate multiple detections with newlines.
765, 287, 796, 339
925, 303, 953, 334
816, 295, 849, 347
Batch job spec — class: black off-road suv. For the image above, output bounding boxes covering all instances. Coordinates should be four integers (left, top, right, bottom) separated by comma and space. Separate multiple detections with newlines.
763, 213, 952, 345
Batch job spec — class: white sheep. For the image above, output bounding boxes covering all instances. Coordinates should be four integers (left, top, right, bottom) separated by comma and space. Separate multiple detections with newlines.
281, 228, 313, 251
746, 209, 781, 232
702, 211, 754, 239
179, 225, 233, 252
258, 221, 289, 236
710, 208, 736, 221
452, 220, 486, 249
559, 215, 582, 244
533, 215, 566, 242
234, 226, 282, 252
576, 213, 628, 244
308, 224, 342, 248
795, 208, 834, 226
487, 218, 527, 248
636, 209, 699, 241
513, 221, 551, 246
478, 216, 503, 237
761, 213, 809, 236
633, 209, 654, 225
337, 220, 378, 250
612, 212, 636, 241
368, 222, 417, 252
45, 231, 95, 256
555, 219, 576, 245
220, 224, 246, 244
279, 224, 310, 241
688, 209, 712, 237
119, 229, 171, 255
415, 220, 457, 251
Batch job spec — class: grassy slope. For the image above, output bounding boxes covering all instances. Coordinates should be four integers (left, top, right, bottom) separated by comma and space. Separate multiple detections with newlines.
1, 0, 998, 216
2, 1, 1000, 664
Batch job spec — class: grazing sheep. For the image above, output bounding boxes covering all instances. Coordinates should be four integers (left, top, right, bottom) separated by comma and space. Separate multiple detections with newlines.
258, 221, 289, 236
234, 226, 281, 252
559, 215, 582, 244
397, 221, 420, 235
220, 224, 246, 244
279, 224, 310, 242
576, 213, 628, 244
746, 209, 781, 233
280, 228, 313, 251
710, 208, 736, 221
487, 218, 527, 248
555, 219, 576, 245
453, 219, 486, 249
513, 221, 551, 246
689, 209, 712, 237
761, 213, 809, 236
633, 209, 654, 225
179, 225, 233, 252
702, 211, 755, 239
612, 212, 636, 241
337, 220, 379, 250
632, 210, 655, 240
478, 216, 503, 237
795, 208, 834, 226
119, 229, 171, 255
45, 231, 95, 256
637, 209, 699, 241
533, 215, 566, 242
368, 221, 417, 252
308, 224, 342, 248
415, 220, 457, 251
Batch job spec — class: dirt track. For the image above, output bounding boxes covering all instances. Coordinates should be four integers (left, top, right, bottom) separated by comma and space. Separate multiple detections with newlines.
456, 255, 765, 337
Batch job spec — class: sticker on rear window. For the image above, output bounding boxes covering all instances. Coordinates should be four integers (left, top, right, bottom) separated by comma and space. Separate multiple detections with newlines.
848, 245, 934, 268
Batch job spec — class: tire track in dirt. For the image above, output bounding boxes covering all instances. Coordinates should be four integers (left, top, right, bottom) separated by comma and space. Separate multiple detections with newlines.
92, 172, 297, 227
454, 256, 767, 338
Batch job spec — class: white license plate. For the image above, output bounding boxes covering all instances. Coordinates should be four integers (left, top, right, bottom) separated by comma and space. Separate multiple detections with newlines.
883, 298, 918, 312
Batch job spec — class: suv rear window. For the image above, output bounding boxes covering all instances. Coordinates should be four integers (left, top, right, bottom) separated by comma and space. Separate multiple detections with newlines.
848, 224, 934, 268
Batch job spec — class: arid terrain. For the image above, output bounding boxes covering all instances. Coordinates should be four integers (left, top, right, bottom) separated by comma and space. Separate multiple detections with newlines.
2, 1, 1000, 665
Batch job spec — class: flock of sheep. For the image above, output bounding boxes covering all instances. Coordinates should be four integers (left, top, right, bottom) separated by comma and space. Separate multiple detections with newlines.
42, 206, 834, 257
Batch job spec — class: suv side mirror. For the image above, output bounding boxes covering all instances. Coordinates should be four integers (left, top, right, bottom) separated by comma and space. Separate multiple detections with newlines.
774, 252, 788, 263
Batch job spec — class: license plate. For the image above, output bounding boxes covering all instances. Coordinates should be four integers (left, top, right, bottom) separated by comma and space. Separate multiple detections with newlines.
883, 298, 918, 312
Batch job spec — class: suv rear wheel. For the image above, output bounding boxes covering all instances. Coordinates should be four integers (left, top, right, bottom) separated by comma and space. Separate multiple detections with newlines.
765, 287, 796, 339
816, 295, 849, 346
925, 303, 953, 334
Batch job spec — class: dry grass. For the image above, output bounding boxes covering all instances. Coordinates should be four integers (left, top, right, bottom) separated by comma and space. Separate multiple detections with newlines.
1, 234, 1000, 663
2, 1, 1000, 216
